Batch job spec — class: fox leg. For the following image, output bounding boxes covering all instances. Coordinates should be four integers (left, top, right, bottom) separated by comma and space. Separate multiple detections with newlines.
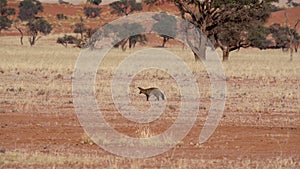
156, 96, 159, 101
146, 94, 149, 101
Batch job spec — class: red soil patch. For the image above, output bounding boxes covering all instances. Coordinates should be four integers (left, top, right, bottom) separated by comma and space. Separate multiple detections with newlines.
266, 7, 300, 33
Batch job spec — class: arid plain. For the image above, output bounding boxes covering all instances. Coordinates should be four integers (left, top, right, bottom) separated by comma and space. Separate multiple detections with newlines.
0, 35, 299, 168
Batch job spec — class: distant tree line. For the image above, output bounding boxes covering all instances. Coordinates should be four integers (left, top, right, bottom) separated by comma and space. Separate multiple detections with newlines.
250, 23, 300, 51
62, 0, 300, 61
1, 0, 299, 61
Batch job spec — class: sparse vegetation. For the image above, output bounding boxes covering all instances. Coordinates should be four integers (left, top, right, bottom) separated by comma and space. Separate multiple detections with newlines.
83, 6, 101, 18
56, 34, 79, 47
73, 16, 86, 40
58, 0, 69, 4
81, 133, 94, 145
0, 150, 298, 168
142, 0, 172, 6
269, 23, 300, 51
56, 13, 68, 20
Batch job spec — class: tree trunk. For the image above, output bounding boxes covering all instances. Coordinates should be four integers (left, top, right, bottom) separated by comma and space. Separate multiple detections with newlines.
290, 37, 294, 61
290, 46, 293, 61
16, 27, 23, 45
120, 38, 128, 51
80, 32, 83, 40
20, 34, 23, 45
132, 41, 136, 48
215, 36, 230, 62
129, 37, 136, 49
162, 36, 168, 47
222, 47, 229, 61
295, 41, 299, 53
193, 37, 207, 62
29, 35, 36, 46
194, 52, 200, 61
129, 38, 132, 48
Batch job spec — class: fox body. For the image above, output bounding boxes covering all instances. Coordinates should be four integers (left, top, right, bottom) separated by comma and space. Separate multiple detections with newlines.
138, 87, 165, 101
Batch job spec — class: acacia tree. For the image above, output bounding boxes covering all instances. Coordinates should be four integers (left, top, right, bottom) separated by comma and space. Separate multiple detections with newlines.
15, 0, 43, 45
213, 2, 271, 61
109, 0, 142, 16
248, 25, 271, 50
74, 16, 87, 40
84, 6, 101, 18
104, 22, 146, 50
0, 0, 15, 33
174, 0, 277, 61
16, 0, 52, 46
84, 0, 102, 18
109, 0, 144, 50
269, 23, 290, 49
152, 12, 177, 47
27, 17, 51, 45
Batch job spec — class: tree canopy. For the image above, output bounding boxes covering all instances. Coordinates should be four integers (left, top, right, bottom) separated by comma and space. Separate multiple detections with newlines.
18, 0, 43, 21
0, 0, 15, 32
74, 17, 87, 40
84, 6, 101, 18
87, 0, 102, 5
103, 22, 146, 50
152, 12, 177, 47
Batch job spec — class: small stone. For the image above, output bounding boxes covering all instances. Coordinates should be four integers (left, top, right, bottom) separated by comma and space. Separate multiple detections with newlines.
0, 148, 6, 153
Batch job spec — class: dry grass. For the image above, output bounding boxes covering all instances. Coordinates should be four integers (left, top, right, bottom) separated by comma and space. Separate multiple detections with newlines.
0, 150, 298, 168
0, 36, 78, 71
223, 48, 300, 78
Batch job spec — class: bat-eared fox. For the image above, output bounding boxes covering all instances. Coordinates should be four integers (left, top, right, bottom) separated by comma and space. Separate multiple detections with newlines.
138, 87, 165, 101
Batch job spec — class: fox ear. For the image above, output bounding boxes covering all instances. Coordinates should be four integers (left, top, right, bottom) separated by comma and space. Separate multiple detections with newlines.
138, 87, 142, 90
